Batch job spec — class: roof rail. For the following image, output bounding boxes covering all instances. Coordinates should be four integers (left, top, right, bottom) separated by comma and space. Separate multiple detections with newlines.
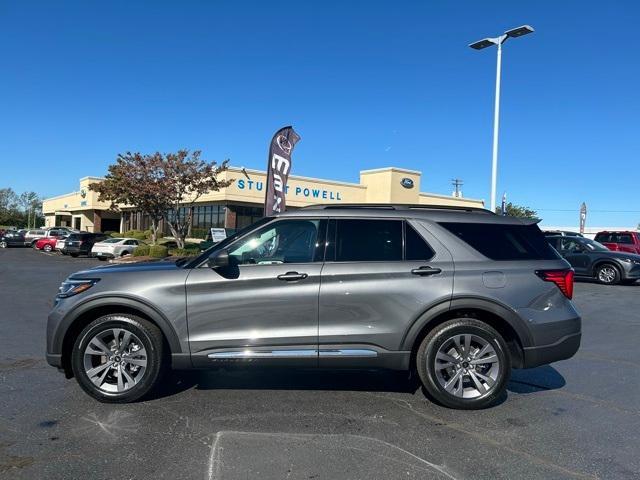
301, 203, 493, 214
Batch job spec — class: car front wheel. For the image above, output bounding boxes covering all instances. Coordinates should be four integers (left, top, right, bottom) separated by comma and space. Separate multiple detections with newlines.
71, 314, 165, 403
43, 244, 53, 252
596, 263, 620, 285
416, 318, 511, 410
0, 241, 7, 248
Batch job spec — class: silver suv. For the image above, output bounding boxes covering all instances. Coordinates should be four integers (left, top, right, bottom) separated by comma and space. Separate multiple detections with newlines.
46, 205, 581, 409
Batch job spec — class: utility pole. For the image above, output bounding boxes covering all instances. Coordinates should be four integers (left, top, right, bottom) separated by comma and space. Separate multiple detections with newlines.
580, 203, 587, 235
452, 179, 463, 198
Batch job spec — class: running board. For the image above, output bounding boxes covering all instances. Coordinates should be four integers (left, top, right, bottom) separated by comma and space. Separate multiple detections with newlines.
207, 348, 378, 359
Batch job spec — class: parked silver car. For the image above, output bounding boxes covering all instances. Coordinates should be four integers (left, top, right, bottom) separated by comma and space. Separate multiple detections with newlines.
46, 205, 581, 409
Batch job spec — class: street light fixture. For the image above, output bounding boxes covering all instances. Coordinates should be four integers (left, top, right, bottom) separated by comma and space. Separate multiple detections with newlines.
469, 25, 534, 212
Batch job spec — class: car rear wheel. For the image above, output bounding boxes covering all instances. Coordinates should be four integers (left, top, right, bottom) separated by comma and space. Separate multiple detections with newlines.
0, 241, 7, 248
416, 318, 511, 410
70, 253, 78, 257
71, 314, 165, 403
43, 244, 53, 252
596, 263, 620, 285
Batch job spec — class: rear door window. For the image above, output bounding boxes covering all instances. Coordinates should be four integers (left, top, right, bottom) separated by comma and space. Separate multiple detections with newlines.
617, 234, 634, 244
439, 222, 559, 261
333, 219, 403, 262
405, 223, 435, 260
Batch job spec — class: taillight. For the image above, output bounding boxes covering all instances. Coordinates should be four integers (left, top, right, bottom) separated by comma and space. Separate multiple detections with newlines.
536, 269, 574, 299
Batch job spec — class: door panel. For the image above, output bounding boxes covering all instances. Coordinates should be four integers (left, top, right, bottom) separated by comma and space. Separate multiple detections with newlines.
186, 218, 326, 364
318, 219, 454, 355
186, 263, 322, 354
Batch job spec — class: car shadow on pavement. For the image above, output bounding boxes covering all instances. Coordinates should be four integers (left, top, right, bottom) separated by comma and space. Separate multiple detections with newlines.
152, 364, 567, 401
507, 365, 566, 393
153, 368, 421, 400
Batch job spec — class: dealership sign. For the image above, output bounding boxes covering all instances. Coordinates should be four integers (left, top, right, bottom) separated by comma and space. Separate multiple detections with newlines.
238, 179, 342, 201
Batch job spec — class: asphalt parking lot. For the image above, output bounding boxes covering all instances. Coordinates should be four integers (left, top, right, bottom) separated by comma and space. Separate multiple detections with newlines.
1, 247, 639, 480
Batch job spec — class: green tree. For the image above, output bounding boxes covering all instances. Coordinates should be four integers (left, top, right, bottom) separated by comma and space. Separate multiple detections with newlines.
495, 202, 538, 219
90, 150, 232, 248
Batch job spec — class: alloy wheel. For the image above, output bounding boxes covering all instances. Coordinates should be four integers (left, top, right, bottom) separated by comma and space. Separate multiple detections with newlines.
83, 328, 148, 393
598, 266, 616, 284
0, 241, 6, 248
433, 333, 500, 399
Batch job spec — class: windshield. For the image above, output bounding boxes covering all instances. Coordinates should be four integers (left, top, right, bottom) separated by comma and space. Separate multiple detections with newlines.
579, 238, 609, 251
100, 238, 124, 243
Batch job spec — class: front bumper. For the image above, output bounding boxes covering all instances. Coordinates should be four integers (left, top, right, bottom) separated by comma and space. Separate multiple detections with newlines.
621, 263, 640, 280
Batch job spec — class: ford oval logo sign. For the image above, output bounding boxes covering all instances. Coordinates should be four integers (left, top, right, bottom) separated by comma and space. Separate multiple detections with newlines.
400, 177, 414, 189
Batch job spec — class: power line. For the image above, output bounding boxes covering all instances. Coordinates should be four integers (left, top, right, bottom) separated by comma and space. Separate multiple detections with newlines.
536, 209, 640, 213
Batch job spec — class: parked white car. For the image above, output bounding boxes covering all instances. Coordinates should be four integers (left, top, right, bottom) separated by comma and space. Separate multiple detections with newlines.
91, 238, 141, 260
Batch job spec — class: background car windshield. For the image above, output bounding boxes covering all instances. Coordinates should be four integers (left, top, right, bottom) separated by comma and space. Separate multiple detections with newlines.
228, 219, 321, 265
580, 238, 609, 251
101, 238, 124, 243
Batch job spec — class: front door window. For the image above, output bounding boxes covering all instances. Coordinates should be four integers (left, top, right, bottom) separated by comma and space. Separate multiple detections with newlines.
228, 219, 325, 265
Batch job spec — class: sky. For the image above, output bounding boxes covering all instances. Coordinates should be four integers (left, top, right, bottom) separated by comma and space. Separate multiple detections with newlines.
1, 0, 638, 227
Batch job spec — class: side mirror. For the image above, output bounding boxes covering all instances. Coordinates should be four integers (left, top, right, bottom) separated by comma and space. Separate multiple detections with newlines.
207, 249, 229, 269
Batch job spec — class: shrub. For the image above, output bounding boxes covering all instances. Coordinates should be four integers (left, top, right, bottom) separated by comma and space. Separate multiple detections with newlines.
190, 228, 209, 239
110, 231, 122, 238
122, 230, 148, 241
170, 248, 199, 257
133, 244, 150, 256
149, 245, 168, 258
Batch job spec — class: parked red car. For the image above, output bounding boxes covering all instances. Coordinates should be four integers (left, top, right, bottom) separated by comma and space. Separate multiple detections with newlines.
35, 236, 64, 252
594, 231, 640, 255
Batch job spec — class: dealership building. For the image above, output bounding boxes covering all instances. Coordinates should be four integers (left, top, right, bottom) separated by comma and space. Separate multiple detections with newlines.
42, 166, 485, 235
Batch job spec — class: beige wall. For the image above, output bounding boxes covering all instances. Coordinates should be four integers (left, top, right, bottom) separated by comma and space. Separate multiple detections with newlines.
42, 167, 485, 223
42, 176, 111, 214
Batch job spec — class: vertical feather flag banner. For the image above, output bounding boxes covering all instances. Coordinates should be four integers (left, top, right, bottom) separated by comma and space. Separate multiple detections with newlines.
264, 126, 301, 215
501, 192, 507, 216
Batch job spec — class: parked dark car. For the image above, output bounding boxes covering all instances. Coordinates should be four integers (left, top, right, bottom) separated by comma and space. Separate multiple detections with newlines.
594, 231, 640, 255
0, 231, 26, 248
547, 235, 640, 285
62, 233, 108, 257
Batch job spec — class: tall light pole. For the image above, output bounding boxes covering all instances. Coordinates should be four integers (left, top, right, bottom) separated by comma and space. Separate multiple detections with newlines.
469, 25, 534, 212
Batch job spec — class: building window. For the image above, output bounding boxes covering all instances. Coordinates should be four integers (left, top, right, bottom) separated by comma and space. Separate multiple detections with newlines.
235, 205, 264, 229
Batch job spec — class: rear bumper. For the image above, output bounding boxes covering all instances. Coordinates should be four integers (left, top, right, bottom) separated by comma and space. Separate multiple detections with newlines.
93, 251, 115, 259
522, 332, 581, 368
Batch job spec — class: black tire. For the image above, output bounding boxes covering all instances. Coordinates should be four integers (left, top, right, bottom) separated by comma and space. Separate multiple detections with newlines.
97, 256, 107, 261
121, 251, 130, 257
70, 253, 79, 257
43, 244, 53, 252
595, 263, 621, 285
71, 314, 166, 403
416, 318, 511, 410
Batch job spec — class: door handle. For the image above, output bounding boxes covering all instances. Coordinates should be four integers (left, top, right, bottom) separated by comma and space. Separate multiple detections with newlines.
277, 271, 308, 281
411, 266, 442, 276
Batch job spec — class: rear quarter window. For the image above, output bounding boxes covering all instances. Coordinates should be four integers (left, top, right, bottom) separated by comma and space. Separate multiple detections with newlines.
439, 222, 559, 261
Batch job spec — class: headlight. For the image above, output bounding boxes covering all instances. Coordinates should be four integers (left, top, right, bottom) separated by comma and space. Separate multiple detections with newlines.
621, 258, 640, 265
57, 278, 99, 298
